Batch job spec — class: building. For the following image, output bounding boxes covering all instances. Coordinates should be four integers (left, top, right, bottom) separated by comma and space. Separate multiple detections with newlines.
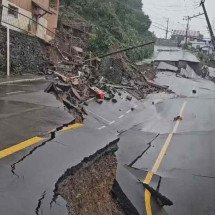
0, 0, 59, 42
189, 38, 214, 56
171, 30, 203, 45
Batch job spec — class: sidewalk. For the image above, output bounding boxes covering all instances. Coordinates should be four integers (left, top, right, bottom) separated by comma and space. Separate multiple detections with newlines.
0, 74, 45, 85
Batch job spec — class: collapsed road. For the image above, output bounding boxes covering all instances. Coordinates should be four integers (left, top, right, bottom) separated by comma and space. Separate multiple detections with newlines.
1, 50, 215, 214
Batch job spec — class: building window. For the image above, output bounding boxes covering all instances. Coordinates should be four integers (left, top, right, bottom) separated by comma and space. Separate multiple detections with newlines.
8, 5, 18, 18
49, 0, 57, 9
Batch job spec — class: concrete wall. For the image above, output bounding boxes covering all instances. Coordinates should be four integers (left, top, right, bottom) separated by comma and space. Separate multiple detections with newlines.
8, 0, 31, 11
0, 25, 48, 75
47, 3, 59, 33
36, 0, 49, 8
1, 0, 32, 32
8, 0, 50, 12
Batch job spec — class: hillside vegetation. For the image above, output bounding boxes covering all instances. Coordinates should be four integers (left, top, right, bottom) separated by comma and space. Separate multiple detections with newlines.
61, 0, 155, 61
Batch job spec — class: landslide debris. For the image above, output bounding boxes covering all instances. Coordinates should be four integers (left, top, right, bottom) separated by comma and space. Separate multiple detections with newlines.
44, 47, 166, 122
0, 0, 166, 121
0, 0, 155, 76
44, 8, 165, 122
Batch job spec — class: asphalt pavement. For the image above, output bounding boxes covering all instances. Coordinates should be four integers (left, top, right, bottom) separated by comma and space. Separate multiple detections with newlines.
0, 80, 73, 150
1, 72, 215, 215
116, 72, 215, 215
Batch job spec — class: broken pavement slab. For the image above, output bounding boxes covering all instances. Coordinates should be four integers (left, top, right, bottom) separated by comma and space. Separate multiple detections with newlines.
0, 120, 122, 215
180, 64, 197, 79
156, 62, 178, 72
154, 49, 200, 63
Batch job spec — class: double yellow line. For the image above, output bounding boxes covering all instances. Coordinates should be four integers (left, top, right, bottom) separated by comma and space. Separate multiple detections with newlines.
143, 101, 187, 215
0, 123, 83, 159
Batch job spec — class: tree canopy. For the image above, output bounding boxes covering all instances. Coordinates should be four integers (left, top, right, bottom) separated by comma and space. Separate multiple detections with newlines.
61, 0, 155, 61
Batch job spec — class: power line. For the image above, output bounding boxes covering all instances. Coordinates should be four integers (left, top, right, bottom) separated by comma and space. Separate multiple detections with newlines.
184, 12, 204, 46
151, 24, 173, 33
143, 0, 212, 38
153, 22, 168, 29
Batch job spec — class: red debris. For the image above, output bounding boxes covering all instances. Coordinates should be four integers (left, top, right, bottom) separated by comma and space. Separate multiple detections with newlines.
90, 87, 105, 100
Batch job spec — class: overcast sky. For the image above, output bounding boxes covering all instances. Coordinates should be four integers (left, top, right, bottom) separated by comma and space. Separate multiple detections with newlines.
142, 0, 215, 39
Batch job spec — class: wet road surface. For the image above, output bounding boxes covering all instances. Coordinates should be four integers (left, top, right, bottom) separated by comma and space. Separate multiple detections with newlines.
0, 82, 144, 214
1, 72, 215, 214
116, 72, 215, 215
0, 81, 73, 150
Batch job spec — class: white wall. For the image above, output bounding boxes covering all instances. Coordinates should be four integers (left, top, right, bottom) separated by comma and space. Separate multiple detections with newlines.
1, 0, 32, 32
1, 0, 52, 42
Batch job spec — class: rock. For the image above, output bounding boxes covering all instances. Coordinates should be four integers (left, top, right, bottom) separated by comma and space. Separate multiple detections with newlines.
101, 58, 123, 84
192, 89, 197, 94
104, 94, 112, 100
96, 99, 103, 104
131, 107, 134, 111
9, 28, 48, 75
118, 92, 122, 96
112, 98, 117, 103
129, 80, 135, 87
112, 88, 117, 93
126, 95, 132, 101
173, 116, 183, 121
57, 83, 71, 91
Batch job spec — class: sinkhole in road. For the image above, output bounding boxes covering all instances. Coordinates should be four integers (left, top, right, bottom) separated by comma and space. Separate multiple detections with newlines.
53, 138, 139, 215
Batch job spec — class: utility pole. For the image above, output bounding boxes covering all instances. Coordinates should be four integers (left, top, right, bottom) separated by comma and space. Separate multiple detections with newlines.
165, 18, 169, 39
200, 0, 215, 50
185, 16, 190, 47
7, 26, 10, 77
185, 13, 204, 47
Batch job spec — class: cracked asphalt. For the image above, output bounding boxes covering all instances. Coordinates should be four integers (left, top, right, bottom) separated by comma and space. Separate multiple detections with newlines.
1, 72, 215, 214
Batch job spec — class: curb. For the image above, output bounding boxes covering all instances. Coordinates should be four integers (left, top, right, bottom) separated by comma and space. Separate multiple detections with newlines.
0, 77, 46, 85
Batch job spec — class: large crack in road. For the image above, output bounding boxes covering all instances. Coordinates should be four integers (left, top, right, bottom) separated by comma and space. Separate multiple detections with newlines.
53, 138, 139, 215
128, 133, 160, 167
10, 120, 75, 176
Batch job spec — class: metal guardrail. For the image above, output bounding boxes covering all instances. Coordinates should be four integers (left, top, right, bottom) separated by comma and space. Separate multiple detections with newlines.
0, 5, 55, 40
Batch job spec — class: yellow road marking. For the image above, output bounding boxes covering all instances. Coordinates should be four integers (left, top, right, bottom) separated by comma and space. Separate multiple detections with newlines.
0, 137, 45, 159
61, 123, 83, 131
143, 101, 187, 215
0, 123, 84, 159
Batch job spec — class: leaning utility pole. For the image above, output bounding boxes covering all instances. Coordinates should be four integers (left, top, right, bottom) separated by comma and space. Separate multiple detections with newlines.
97, 41, 155, 59
200, 0, 215, 50
165, 18, 169, 39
